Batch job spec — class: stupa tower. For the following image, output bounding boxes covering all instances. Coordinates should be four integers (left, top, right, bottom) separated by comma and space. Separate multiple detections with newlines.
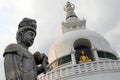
38, 2, 120, 80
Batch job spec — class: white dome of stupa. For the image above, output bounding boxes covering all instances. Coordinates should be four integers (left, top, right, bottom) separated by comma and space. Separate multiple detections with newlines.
48, 29, 118, 63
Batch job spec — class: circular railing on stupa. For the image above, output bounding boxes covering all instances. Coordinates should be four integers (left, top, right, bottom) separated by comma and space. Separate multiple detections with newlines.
37, 60, 120, 80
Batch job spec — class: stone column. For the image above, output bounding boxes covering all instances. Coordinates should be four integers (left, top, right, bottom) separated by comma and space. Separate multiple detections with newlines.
70, 50, 76, 65
92, 48, 99, 61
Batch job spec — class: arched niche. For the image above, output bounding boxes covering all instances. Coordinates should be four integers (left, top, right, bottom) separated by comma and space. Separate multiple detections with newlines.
73, 38, 91, 50
73, 38, 93, 64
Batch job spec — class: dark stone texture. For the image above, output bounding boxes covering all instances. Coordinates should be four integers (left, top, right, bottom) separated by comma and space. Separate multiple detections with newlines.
3, 18, 48, 80
34, 51, 49, 74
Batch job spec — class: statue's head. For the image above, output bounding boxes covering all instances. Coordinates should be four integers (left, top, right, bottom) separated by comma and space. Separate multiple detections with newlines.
34, 51, 49, 65
80, 50, 86, 56
16, 18, 37, 47
34, 51, 43, 65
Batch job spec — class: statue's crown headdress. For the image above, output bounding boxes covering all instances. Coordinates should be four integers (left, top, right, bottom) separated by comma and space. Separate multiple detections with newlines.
18, 18, 37, 30
18, 18, 37, 34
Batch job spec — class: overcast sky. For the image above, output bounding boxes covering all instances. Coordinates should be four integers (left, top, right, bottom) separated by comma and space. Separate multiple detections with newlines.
0, 0, 120, 79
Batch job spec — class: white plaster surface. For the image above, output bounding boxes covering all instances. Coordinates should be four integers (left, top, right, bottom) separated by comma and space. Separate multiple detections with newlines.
48, 29, 118, 63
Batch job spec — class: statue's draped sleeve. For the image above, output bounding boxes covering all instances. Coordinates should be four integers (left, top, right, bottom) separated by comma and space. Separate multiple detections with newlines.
3, 44, 22, 80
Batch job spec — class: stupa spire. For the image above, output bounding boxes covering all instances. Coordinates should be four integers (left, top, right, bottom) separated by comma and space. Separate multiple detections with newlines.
62, 2, 86, 34
64, 1, 78, 20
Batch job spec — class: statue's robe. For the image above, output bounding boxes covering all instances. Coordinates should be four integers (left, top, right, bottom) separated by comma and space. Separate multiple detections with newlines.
3, 44, 37, 80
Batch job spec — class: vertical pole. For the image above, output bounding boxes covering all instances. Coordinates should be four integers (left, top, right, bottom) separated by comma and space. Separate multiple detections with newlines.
92, 48, 99, 61
71, 50, 76, 65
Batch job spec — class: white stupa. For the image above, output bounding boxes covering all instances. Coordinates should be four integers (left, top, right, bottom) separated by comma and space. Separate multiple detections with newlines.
38, 2, 120, 80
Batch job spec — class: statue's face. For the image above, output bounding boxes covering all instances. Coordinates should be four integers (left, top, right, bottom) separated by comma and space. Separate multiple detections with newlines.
81, 51, 85, 56
22, 30, 36, 47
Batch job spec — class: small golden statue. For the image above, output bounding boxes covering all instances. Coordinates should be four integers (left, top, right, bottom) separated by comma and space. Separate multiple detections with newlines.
79, 50, 91, 63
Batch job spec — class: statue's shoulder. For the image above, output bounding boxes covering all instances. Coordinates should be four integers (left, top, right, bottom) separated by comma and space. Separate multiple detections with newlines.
3, 43, 22, 57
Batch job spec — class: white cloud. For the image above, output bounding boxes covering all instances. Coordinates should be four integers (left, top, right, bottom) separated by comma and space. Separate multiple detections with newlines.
105, 23, 120, 55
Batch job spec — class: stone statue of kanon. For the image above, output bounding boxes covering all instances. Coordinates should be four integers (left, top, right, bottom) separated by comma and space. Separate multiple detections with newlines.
3, 18, 48, 80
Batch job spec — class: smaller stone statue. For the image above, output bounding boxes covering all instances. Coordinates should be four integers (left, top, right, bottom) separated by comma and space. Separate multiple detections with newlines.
64, 1, 78, 20
34, 51, 49, 74
79, 50, 91, 63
